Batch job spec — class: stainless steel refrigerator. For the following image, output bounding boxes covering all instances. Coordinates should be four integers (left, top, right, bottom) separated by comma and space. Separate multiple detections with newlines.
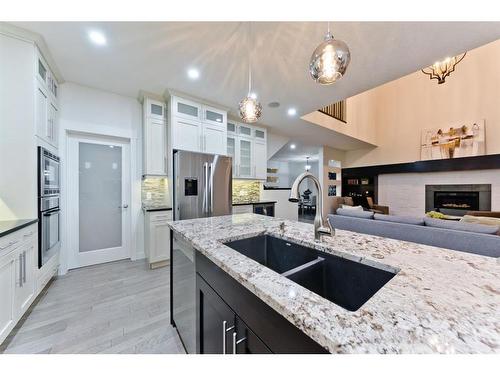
173, 150, 232, 221
171, 150, 232, 353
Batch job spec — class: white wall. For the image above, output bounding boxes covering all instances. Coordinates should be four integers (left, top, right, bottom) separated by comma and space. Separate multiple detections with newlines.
319, 146, 345, 218
343, 39, 500, 168
58, 82, 143, 273
378, 170, 500, 217
0, 34, 37, 220
267, 131, 290, 160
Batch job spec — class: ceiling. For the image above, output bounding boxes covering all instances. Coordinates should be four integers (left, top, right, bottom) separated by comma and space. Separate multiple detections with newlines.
270, 141, 321, 163
14, 22, 500, 149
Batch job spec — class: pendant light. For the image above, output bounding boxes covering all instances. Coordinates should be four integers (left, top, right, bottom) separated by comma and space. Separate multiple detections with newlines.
305, 157, 311, 171
239, 22, 262, 123
309, 22, 351, 85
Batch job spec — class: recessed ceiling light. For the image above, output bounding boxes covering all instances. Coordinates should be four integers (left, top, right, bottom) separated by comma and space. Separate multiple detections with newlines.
287, 108, 297, 116
290, 144, 296, 149
187, 68, 200, 80
88, 31, 107, 46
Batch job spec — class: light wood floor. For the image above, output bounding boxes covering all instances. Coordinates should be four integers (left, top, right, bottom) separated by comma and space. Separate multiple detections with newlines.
0, 259, 186, 354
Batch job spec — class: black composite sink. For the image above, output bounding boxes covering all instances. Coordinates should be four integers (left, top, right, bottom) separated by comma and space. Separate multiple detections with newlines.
225, 235, 318, 274
224, 234, 397, 311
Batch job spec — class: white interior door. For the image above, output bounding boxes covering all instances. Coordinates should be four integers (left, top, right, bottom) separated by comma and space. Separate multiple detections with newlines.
67, 134, 131, 269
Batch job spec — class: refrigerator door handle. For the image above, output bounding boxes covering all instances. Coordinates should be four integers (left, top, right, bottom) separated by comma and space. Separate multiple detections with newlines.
208, 162, 214, 215
203, 162, 209, 215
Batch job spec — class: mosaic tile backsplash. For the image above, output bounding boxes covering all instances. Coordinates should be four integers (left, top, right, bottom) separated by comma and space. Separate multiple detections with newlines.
232, 180, 261, 204
142, 178, 170, 208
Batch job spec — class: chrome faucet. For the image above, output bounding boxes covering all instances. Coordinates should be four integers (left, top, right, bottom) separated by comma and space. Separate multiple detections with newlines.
288, 172, 334, 242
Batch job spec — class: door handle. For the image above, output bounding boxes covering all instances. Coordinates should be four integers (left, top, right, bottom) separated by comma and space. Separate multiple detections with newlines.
120, 204, 129, 209
222, 320, 234, 354
232, 331, 247, 354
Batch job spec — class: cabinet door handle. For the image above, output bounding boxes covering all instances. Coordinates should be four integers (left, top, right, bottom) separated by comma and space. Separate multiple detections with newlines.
22, 251, 26, 283
18, 253, 23, 287
222, 320, 234, 355
232, 331, 247, 354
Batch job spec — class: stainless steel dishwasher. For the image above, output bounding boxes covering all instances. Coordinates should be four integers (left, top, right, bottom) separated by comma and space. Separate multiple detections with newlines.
171, 232, 196, 354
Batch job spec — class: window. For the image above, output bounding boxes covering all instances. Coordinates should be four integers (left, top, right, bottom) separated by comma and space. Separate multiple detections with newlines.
319, 100, 346, 123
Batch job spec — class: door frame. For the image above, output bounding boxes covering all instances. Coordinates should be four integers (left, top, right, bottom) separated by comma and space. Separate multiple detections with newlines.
65, 132, 132, 270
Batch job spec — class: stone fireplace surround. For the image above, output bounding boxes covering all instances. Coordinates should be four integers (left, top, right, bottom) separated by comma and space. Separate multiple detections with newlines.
377, 169, 500, 217
425, 184, 491, 216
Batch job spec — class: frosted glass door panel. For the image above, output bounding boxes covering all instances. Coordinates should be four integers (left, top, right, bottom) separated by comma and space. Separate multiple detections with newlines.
79, 143, 122, 252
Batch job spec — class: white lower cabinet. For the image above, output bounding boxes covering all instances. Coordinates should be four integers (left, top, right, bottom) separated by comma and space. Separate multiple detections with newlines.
14, 241, 36, 315
144, 210, 172, 269
0, 252, 16, 343
0, 224, 39, 344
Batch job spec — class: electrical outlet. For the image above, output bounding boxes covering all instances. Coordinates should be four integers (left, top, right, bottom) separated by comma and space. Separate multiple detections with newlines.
146, 192, 152, 200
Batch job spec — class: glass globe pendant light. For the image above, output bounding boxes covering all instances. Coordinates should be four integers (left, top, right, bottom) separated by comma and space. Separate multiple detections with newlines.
309, 22, 351, 85
239, 23, 262, 123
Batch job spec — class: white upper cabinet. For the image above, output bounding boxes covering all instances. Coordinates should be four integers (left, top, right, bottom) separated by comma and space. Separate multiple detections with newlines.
203, 124, 227, 155
226, 122, 267, 180
238, 137, 253, 178
253, 140, 267, 180
173, 96, 202, 121
238, 124, 252, 138
35, 48, 59, 148
143, 98, 168, 176
172, 117, 202, 153
170, 95, 228, 156
203, 105, 226, 126
227, 121, 237, 134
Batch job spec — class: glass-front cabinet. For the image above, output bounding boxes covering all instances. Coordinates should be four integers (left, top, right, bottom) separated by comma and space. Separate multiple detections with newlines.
203, 105, 226, 126
226, 121, 267, 180
173, 97, 202, 121
238, 138, 253, 178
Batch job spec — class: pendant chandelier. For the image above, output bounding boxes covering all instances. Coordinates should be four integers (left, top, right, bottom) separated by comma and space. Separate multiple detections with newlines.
421, 52, 466, 84
239, 23, 262, 123
309, 22, 351, 85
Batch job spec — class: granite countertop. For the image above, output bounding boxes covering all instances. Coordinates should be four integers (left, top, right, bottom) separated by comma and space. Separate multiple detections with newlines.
0, 219, 38, 239
232, 200, 277, 206
167, 213, 500, 354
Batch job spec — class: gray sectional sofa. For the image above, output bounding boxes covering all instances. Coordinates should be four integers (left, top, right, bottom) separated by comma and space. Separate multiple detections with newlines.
328, 209, 500, 257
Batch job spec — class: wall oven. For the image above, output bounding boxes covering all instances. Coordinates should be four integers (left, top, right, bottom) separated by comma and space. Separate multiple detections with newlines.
39, 196, 61, 267
39, 147, 60, 196
38, 146, 61, 268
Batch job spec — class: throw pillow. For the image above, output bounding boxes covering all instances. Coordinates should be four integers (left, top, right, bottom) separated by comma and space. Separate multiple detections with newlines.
340, 204, 363, 211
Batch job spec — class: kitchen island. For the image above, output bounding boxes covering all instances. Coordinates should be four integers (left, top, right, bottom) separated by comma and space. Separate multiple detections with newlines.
168, 213, 499, 354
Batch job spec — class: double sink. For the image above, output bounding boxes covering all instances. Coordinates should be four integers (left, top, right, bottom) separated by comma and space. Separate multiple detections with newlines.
225, 234, 397, 311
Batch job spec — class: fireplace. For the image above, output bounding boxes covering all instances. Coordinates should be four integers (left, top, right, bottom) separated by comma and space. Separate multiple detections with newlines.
425, 184, 491, 216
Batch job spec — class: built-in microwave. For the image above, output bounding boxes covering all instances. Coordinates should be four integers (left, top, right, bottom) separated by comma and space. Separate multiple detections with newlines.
39, 147, 60, 196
